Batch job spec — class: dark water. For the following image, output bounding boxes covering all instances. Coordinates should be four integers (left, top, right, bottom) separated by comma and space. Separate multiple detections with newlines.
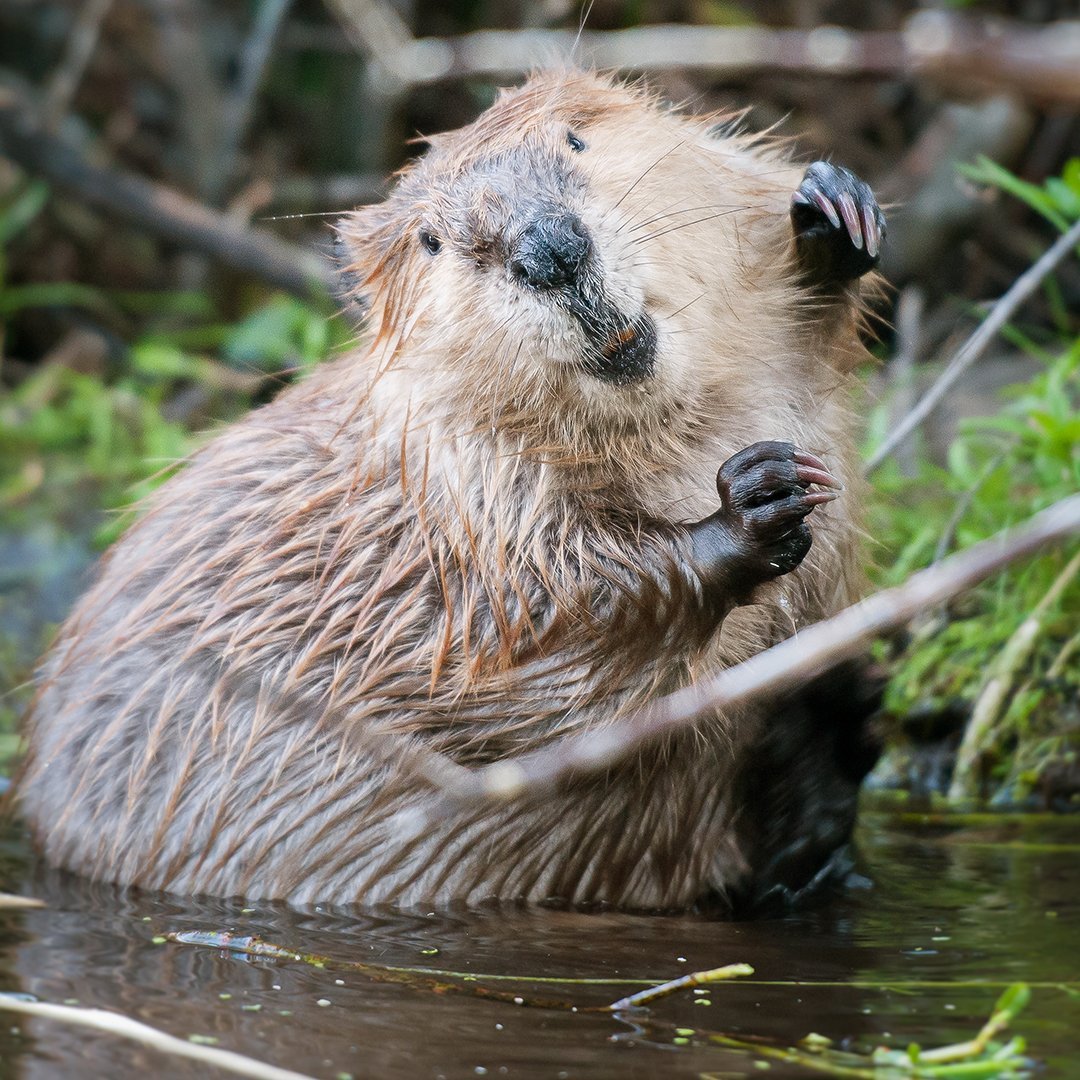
0, 804, 1077, 1079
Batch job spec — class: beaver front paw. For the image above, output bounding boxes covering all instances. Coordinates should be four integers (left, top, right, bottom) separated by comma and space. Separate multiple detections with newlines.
791, 161, 885, 284
716, 440, 841, 580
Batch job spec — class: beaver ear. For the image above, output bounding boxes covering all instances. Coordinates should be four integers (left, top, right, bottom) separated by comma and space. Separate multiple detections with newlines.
331, 217, 376, 324
333, 202, 403, 324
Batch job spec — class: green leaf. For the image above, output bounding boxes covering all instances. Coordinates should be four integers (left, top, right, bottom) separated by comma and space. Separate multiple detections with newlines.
1044, 177, 1080, 220
0, 181, 49, 247
1061, 157, 1080, 196
993, 982, 1031, 1021
130, 342, 202, 380
959, 156, 1070, 231
0, 281, 114, 318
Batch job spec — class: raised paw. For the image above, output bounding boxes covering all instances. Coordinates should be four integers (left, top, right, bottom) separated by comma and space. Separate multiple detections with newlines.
715, 440, 842, 580
791, 161, 885, 284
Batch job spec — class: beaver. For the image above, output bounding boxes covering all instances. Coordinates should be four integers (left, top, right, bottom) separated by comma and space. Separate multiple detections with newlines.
19, 70, 885, 913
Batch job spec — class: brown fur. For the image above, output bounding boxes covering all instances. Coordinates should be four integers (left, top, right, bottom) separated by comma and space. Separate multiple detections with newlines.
19, 71, 873, 910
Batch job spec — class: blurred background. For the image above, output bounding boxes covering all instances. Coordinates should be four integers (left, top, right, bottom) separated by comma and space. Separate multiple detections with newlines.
0, 0, 1077, 804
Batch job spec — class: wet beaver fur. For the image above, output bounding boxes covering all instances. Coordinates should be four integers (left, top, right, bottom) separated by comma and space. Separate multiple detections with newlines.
19, 71, 885, 913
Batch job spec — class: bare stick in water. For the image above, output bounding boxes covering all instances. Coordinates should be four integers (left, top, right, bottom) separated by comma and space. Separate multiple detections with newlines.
0, 994, 318, 1080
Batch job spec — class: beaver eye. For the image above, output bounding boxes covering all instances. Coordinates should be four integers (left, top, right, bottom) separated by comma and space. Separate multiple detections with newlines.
419, 230, 442, 255
566, 130, 586, 153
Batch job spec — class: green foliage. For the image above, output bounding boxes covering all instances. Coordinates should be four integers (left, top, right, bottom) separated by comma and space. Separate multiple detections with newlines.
871, 343, 1079, 697
959, 155, 1080, 233
0, 182, 351, 750
706, 980, 1036, 1076
0, 361, 192, 539
0, 186, 350, 544
868, 161, 1080, 806
867, 983, 1032, 1077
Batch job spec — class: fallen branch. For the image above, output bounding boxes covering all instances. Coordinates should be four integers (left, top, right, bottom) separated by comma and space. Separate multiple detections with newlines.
418, 494, 1080, 808
0, 994, 317, 1080
296, 12, 1080, 104
0, 84, 335, 300
865, 214, 1080, 475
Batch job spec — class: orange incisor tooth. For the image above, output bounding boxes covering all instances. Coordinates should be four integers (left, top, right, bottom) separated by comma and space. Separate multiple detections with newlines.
604, 325, 638, 355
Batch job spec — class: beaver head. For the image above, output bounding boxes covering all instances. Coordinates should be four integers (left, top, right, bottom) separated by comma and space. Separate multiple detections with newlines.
334, 71, 808, 458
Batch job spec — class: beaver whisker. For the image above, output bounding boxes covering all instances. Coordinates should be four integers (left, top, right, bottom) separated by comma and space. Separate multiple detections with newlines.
626, 203, 743, 235
607, 140, 687, 222
662, 291, 706, 321
631, 207, 746, 246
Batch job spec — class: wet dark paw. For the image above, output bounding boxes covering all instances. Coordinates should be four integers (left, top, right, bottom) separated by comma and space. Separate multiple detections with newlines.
791, 161, 885, 284
716, 440, 841, 580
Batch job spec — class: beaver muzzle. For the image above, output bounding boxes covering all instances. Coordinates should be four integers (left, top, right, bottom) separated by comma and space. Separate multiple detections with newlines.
508, 211, 657, 386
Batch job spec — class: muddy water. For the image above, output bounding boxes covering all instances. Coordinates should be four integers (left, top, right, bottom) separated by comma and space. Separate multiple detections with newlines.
0, 804, 1077, 1079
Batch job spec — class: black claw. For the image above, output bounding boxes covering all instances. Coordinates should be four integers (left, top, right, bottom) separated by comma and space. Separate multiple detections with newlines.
715, 440, 840, 581
791, 161, 885, 285
688, 441, 844, 608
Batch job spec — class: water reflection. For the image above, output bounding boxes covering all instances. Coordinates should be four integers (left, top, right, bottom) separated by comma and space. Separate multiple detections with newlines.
0, 807, 1077, 1078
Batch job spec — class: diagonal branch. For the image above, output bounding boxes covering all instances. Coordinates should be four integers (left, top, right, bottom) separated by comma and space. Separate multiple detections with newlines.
865, 214, 1080, 475
412, 494, 1080, 811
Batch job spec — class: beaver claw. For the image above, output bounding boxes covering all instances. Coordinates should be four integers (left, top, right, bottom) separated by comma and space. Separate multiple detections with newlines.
715, 440, 842, 580
791, 161, 885, 283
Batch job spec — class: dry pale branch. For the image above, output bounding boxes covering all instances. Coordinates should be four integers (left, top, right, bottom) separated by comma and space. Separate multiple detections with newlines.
414, 494, 1080, 810
299, 11, 1080, 104
0, 994, 318, 1080
948, 547, 1080, 800
0, 83, 335, 299
865, 213, 1080, 475
0, 893, 45, 910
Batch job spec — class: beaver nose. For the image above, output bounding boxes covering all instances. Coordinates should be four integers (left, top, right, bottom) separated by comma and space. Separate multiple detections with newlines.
509, 213, 591, 290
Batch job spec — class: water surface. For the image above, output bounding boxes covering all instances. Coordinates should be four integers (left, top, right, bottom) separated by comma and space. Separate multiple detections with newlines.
0, 804, 1077, 1078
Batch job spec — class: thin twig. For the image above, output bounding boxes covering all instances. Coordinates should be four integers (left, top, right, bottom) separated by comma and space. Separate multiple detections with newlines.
948, 546, 1080, 800
213, 0, 295, 202
0, 894, 45, 910
1045, 626, 1080, 680
607, 963, 753, 1011
865, 215, 1080, 475
416, 495, 1080, 808
41, 0, 113, 132
0, 995, 317, 1080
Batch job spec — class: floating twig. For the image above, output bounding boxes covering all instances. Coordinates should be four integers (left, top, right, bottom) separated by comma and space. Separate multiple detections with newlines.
607, 963, 753, 1011
0, 893, 45, 910
167, 931, 577, 1009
